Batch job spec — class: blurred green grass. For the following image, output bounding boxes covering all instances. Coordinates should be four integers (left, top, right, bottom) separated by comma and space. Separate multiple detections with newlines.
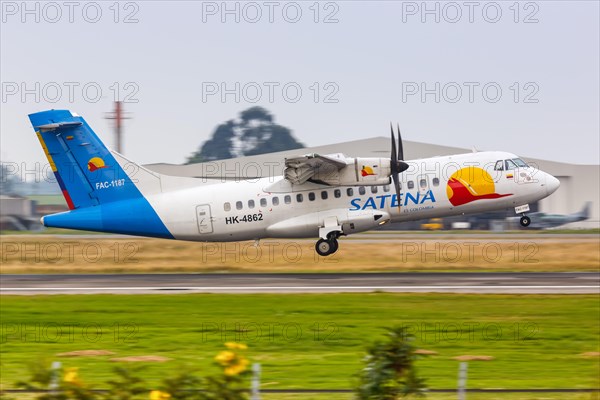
1, 294, 598, 391
260, 394, 599, 400
2, 391, 597, 399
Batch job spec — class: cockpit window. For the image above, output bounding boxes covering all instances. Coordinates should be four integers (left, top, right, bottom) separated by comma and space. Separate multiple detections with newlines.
494, 160, 504, 171
505, 159, 519, 170
512, 158, 529, 168
505, 158, 528, 170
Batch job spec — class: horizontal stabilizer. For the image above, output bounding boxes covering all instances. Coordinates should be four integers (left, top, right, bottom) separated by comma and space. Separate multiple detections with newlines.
34, 121, 82, 131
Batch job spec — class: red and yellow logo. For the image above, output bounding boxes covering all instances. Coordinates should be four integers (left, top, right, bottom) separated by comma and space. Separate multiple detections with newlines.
446, 167, 512, 206
87, 157, 107, 172
361, 165, 376, 177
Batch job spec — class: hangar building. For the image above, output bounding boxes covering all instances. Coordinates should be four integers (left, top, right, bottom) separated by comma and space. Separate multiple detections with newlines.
146, 137, 599, 229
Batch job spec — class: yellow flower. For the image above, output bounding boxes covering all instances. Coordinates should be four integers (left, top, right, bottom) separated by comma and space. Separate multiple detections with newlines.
225, 342, 248, 350
63, 367, 80, 384
149, 390, 171, 400
215, 350, 236, 365
224, 357, 250, 376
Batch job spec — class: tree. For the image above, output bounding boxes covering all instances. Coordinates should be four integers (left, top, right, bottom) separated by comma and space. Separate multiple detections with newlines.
239, 107, 272, 124
356, 326, 428, 399
186, 107, 304, 163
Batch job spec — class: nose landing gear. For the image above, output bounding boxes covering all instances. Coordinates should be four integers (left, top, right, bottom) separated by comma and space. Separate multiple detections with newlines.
515, 204, 532, 228
520, 215, 531, 227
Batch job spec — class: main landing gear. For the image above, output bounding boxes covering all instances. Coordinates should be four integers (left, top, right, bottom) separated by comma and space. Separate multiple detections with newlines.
316, 216, 343, 256
315, 233, 340, 256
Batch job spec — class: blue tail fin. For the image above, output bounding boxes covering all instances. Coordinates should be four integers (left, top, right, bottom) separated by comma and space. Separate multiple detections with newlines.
29, 109, 172, 238
29, 109, 151, 208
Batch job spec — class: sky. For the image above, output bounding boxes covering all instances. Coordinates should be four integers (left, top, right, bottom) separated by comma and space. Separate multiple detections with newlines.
1, 1, 599, 170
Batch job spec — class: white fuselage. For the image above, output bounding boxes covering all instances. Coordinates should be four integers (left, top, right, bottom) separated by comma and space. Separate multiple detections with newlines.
142, 151, 558, 242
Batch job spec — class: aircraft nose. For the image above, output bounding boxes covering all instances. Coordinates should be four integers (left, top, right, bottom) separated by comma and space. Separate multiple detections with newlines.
545, 174, 560, 195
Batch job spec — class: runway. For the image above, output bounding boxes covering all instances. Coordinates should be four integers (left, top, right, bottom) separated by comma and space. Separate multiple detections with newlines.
1, 272, 598, 294
12, 232, 600, 244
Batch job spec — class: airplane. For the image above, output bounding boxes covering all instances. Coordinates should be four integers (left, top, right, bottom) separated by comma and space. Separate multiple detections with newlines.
506, 202, 591, 229
29, 109, 561, 256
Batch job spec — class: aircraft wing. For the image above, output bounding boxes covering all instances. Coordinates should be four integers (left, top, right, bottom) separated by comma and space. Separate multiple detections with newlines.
284, 153, 349, 185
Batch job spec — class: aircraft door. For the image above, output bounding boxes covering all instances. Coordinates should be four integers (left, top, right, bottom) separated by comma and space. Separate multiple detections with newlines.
196, 204, 214, 234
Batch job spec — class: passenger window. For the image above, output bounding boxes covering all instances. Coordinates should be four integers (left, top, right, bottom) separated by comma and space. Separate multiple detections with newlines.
321, 191, 328, 200
371, 186, 378, 194
224, 202, 231, 211
260, 198, 267, 207
505, 159, 518, 170
236, 201, 243, 210
383, 185, 390, 192
334, 189, 341, 198
420, 179, 427, 188
494, 160, 504, 171
273, 197, 279, 206
359, 186, 366, 195
284, 195, 291, 204
248, 199, 255, 209
432, 177, 439, 187
296, 193, 303, 203
308, 192, 316, 201
407, 181, 414, 190
347, 188, 354, 196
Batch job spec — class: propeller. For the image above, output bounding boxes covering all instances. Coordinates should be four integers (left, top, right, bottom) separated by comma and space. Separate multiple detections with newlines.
390, 123, 409, 210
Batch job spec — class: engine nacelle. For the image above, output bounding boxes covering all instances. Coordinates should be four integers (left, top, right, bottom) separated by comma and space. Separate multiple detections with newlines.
313, 157, 392, 186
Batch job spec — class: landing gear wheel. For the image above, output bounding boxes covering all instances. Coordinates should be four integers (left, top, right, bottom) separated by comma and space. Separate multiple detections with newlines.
316, 239, 333, 256
329, 238, 339, 254
520, 215, 531, 227
316, 238, 339, 256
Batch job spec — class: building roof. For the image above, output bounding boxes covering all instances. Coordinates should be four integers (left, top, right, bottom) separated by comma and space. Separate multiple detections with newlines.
144, 137, 598, 178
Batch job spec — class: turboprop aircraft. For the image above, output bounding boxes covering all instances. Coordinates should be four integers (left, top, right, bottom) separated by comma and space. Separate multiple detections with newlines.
506, 201, 590, 229
30, 109, 560, 256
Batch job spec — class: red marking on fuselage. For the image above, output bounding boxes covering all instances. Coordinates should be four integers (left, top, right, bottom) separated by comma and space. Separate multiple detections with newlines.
448, 178, 512, 207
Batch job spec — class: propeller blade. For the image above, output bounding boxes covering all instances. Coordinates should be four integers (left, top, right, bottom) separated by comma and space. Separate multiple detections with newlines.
391, 123, 409, 174
397, 123, 404, 161
392, 169, 401, 211
390, 123, 404, 211
390, 123, 397, 168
